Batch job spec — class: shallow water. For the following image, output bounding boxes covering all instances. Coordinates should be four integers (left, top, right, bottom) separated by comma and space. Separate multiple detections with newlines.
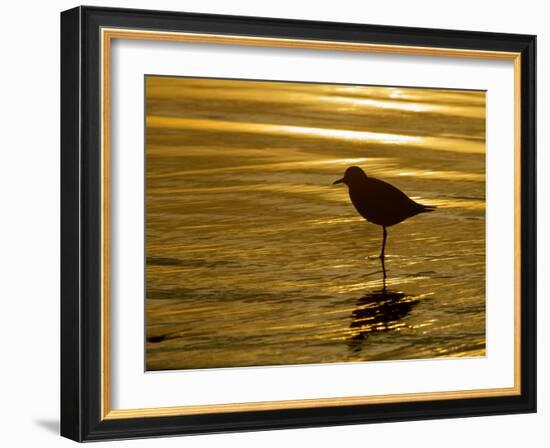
145, 77, 486, 371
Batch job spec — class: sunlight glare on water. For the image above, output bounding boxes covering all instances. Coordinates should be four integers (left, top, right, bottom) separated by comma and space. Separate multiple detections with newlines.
145, 76, 486, 371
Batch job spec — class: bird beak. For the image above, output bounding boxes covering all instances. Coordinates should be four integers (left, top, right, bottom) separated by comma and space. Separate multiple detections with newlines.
333, 178, 344, 185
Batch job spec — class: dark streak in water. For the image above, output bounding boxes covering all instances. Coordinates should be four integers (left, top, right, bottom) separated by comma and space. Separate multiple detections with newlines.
147, 256, 234, 268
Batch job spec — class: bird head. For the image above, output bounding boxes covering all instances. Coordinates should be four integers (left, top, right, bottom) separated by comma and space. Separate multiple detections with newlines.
333, 166, 368, 187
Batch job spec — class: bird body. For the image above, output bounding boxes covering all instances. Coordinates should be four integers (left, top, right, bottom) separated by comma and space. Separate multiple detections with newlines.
334, 166, 435, 258
348, 176, 433, 227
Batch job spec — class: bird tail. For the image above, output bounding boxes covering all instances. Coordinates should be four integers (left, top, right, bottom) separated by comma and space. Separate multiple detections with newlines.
421, 205, 436, 213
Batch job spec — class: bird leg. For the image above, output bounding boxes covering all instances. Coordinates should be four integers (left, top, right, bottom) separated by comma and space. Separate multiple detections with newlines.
379, 226, 387, 259
380, 254, 387, 292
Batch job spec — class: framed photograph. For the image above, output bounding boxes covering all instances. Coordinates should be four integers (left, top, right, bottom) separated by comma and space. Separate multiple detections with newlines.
60, 6, 536, 441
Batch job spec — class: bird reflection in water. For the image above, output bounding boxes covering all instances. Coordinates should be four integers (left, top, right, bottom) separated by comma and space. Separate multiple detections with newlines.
348, 257, 419, 355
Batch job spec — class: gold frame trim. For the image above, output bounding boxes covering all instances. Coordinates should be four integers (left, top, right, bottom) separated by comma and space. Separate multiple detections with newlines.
100, 28, 522, 420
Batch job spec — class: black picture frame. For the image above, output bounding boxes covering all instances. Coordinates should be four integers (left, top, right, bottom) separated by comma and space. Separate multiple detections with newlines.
61, 5, 536, 442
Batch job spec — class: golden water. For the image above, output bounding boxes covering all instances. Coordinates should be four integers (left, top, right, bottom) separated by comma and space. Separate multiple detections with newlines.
145, 76, 486, 371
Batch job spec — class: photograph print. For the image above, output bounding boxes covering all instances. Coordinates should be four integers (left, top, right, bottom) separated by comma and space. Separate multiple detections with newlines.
144, 75, 486, 371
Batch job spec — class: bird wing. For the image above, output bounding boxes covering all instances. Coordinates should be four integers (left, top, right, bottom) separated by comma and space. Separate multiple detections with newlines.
350, 177, 423, 225
369, 177, 418, 206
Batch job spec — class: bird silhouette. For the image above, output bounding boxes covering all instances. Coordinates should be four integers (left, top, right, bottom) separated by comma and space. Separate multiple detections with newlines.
333, 166, 435, 258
